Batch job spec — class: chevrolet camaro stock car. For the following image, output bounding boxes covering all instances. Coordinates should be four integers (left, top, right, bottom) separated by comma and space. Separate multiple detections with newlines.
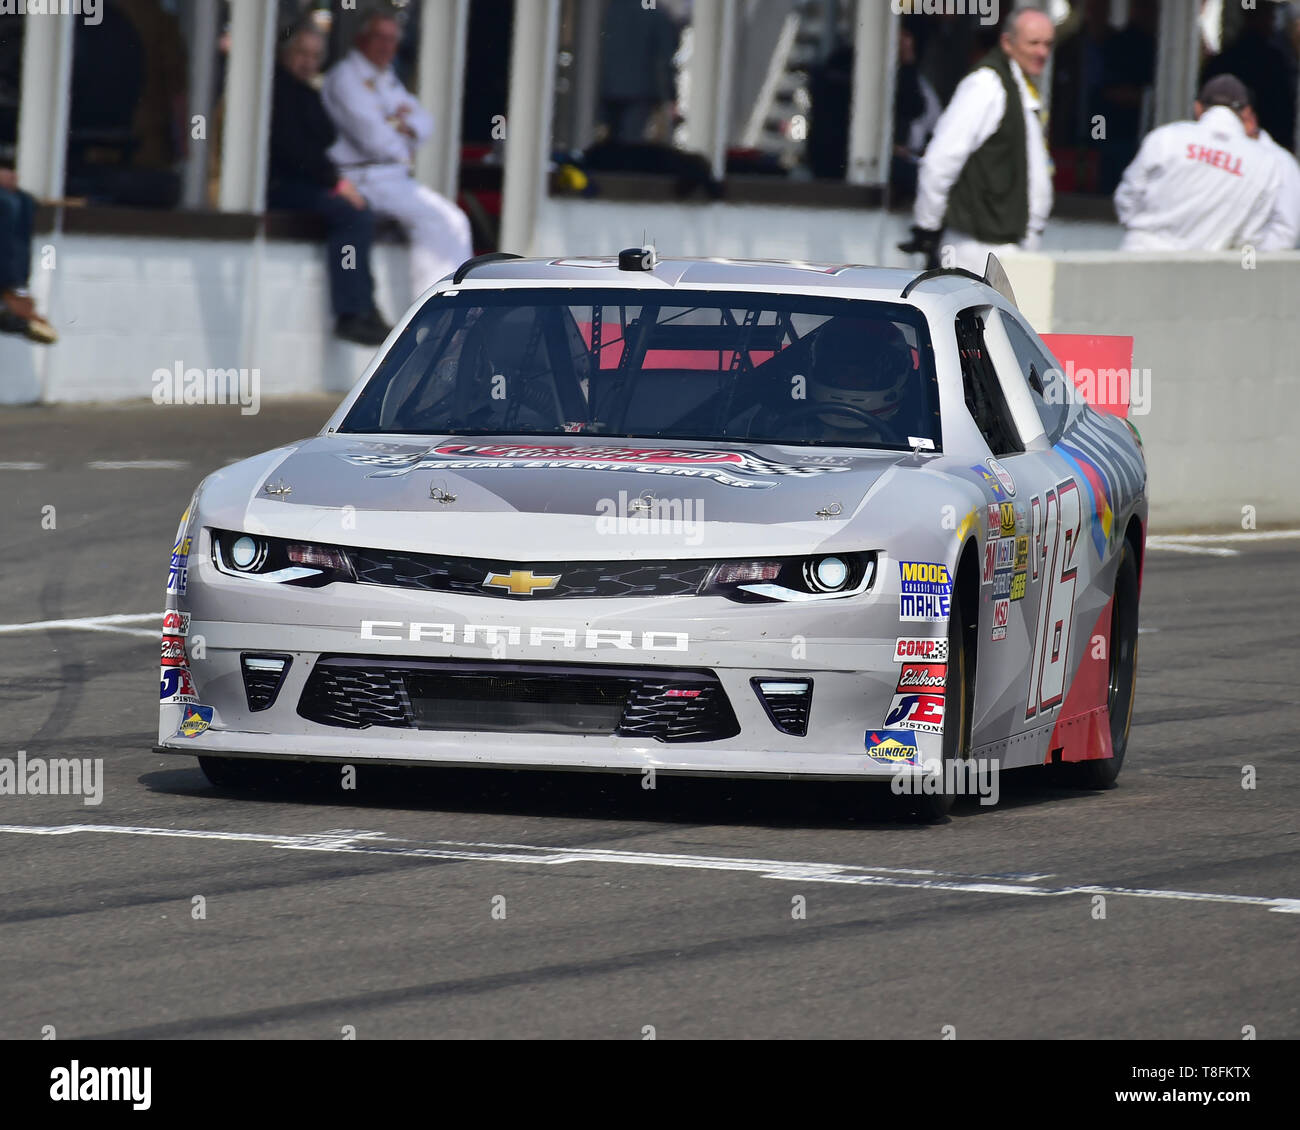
157, 250, 1147, 818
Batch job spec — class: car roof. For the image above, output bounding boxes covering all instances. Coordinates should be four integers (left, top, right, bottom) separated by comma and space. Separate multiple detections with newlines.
443, 255, 1007, 312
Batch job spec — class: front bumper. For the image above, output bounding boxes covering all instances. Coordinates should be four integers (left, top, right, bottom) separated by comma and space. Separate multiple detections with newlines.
158, 540, 946, 780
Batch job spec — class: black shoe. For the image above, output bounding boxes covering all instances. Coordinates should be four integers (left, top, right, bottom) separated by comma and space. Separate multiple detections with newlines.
363, 308, 393, 337
336, 313, 388, 347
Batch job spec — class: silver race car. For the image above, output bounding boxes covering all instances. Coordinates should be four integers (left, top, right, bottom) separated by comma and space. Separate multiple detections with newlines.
158, 252, 1146, 816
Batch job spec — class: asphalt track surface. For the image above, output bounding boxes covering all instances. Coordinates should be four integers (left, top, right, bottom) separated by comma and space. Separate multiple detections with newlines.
0, 401, 1295, 1040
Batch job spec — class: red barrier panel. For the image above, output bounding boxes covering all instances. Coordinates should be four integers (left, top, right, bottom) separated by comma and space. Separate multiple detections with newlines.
1040, 334, 1135, 419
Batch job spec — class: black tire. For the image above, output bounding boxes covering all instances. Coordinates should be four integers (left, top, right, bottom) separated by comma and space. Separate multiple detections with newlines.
198, 756, 303, 793
1063, 539, 1139, 789
903, 582, 975, 822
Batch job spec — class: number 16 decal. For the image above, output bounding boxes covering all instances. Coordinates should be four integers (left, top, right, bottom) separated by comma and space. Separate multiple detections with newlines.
1027, 478, 1082, 718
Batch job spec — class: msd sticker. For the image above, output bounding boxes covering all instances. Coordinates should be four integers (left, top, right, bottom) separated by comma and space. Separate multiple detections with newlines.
884, 693, 945, 734
898, 561, 951, 622
896, 663, 947, 693
991, 597, 1010, 642
892, 637, 949, 663
160, 666, 198, 705
866, 730, 922, 766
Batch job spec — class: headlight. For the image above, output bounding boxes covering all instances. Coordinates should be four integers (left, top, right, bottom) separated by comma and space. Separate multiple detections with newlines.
806, 555, 848, 592
211, 531, 355, 586
703, 553, 875, 602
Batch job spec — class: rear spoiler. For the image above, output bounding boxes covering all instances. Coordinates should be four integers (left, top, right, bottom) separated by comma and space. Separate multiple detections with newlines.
900, 252, 1019, 306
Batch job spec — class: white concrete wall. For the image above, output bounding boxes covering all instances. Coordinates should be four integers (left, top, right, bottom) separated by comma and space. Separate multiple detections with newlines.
1, 225, 1295, 534
1047, 252, 1300, 532
532, 197, 1124, 271
0, 234, 416, 407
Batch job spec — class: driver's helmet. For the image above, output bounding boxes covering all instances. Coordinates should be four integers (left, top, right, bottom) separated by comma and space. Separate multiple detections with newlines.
809, 318, 913, 422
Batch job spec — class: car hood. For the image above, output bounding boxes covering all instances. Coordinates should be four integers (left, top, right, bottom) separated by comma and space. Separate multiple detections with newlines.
199, 434, 932, 560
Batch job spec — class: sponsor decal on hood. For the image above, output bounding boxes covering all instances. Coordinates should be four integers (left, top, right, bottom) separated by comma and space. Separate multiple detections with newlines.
339, 443, 853, 491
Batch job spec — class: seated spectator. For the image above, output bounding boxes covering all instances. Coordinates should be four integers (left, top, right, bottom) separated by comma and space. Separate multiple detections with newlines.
269, 22, 390, 347
0, 169, 55, 344
322, 8, 473, 301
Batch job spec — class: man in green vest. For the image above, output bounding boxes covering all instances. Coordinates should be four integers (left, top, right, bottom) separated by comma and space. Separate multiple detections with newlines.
899, 8, 1056, 274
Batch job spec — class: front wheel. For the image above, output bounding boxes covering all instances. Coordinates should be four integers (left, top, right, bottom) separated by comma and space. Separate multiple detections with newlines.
902, 582, 975, 821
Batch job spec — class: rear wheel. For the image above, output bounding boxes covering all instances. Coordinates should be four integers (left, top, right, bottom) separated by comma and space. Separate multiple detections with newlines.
1064, 539, 1139, 789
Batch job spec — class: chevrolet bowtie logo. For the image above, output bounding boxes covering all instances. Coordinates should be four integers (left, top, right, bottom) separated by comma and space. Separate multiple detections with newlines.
482, 569, 561, 595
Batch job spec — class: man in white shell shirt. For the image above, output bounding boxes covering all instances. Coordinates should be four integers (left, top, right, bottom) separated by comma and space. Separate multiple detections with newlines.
1113, 75, 1283, 252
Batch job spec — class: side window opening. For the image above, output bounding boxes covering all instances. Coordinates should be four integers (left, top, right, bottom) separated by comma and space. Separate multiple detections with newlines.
1000, 314, 1072, 443
956, 312, 1023, 457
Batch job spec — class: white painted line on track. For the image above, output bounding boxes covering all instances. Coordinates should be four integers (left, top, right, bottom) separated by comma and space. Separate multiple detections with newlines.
1151, 530, 1300, 543
1146, 541, 1239, 557
85, 460, 190, 471
1148, 529, 1300, 557
0, 461, 45, 470
0, 612, 160, 639
1, 823, 1296, 914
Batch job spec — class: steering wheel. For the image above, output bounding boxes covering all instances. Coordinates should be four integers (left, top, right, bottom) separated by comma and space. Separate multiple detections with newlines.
780, 399, 909, 446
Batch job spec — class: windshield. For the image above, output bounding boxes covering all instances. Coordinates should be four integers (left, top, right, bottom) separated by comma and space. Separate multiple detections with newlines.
340, 288, 941, 452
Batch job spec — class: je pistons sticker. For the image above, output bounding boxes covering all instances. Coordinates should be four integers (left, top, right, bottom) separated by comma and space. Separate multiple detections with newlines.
885, 693, 945, 734
160, 666, 198, 705
340, 444, 851, 490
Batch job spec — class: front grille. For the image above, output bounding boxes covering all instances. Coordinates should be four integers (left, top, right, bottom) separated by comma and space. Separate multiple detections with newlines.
619, 680, 741, 742
297, 657, 739, 742
241, 654, 292, 712
298, 664, 410, 728
347, 547, 713, 598
751, 678, 813, 737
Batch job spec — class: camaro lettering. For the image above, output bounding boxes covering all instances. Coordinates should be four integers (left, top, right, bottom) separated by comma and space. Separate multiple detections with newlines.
360, 622, 688, 651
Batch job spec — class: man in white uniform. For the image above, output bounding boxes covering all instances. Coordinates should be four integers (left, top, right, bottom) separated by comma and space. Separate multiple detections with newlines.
900, 9, 1056, 274
322, 9, 474, 300
1113, 76, 1282, 251
1246, 110, 1300, 251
